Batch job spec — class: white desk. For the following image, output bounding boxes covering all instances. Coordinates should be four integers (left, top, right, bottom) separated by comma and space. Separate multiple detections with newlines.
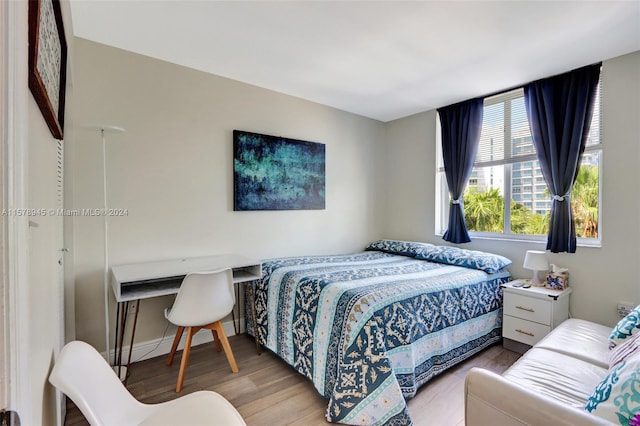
111, 254, 261, 302
110, 254, 262, 380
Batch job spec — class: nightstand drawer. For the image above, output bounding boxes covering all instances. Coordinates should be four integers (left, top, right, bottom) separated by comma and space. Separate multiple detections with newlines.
503, 315, 551, 346
504, 293, 551, 325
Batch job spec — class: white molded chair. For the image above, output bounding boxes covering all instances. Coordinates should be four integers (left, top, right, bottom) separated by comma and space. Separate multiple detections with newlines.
48, 340, 246, 426
165, 268, 239, 392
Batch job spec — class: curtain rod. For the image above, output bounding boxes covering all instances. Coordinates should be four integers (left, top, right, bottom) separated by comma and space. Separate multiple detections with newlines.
438, 61, 603, 111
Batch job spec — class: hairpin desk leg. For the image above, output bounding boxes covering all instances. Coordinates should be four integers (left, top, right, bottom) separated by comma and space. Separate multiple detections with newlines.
246, 282, 262, 355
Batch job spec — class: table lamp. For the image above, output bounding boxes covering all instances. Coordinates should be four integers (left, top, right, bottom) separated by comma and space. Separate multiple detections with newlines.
523, 250, 549, 286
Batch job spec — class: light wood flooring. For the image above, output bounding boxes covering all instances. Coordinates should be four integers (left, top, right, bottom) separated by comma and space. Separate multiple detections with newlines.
64, 334, 520, 426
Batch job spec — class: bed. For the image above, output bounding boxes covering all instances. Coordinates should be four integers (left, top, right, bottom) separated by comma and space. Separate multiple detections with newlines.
248, 240, 512, 425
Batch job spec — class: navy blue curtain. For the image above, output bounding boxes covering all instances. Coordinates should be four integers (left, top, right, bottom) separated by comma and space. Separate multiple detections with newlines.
438, 98, 484, 244
524, 63, 601, 253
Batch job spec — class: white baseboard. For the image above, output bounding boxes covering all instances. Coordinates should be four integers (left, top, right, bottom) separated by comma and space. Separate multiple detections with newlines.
106, 318, 244, 364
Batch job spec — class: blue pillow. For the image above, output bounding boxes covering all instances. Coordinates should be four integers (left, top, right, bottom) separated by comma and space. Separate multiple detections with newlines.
365, 240, 434, 258
414, 245, 511, 274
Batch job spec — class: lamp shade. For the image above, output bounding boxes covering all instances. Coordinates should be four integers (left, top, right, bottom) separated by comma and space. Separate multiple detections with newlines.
523, 250, 549, 271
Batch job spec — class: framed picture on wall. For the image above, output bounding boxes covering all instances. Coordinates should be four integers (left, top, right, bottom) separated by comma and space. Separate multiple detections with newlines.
233, 130, 326, 211
28, 0, 68, 140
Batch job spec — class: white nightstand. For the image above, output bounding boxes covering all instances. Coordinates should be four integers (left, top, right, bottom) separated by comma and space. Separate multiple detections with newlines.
502, 280, 572, 354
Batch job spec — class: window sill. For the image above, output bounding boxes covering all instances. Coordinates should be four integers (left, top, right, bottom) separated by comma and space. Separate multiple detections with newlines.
434, 231, 602, 249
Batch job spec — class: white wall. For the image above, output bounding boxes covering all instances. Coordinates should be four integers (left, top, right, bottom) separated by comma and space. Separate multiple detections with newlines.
383, 51, 640, 327
1, 1, 74, 424
27, 98, 66, 426
71, 38, 386, 351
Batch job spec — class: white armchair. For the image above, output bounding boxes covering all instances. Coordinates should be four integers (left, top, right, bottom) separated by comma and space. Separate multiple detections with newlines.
49, 340, 246, 426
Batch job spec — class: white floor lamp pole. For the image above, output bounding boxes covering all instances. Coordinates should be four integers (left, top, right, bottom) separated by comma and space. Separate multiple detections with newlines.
81, 124, 125, 370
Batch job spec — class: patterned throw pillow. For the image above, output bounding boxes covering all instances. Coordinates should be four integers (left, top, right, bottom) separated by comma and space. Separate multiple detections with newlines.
610, 331, 640, 369
414, 245, 511, 274
610, 305, 640, 349
586, 351, 640, 424
365, 240, 434, 258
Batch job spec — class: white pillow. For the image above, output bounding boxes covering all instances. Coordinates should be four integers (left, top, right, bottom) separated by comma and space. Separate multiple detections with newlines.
610, 304, 640, 349
610, 331, 640, 369
586, 350, 640, 424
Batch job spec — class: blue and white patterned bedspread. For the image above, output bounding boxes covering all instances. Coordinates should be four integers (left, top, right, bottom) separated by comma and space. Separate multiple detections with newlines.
252, 251, 510, 425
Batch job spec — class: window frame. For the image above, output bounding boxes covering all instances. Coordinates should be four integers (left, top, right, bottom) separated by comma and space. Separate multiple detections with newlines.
435, 86, 602, 247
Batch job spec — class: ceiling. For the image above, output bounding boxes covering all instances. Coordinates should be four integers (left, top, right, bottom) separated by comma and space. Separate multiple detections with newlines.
69, 1, 640, 122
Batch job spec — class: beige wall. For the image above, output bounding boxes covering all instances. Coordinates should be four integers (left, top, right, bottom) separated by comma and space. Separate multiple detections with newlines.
383, 51, 640, 327
71, 38, 386, 352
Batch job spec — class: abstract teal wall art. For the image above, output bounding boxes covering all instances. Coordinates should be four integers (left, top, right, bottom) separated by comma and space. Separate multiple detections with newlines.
233, 130, 326, 210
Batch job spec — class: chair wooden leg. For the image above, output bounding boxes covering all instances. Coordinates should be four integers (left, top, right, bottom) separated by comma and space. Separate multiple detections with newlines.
212, 321, 239, 373
167, 326, 185, 366
211, 329, 222, 352
176, 327, 194, 392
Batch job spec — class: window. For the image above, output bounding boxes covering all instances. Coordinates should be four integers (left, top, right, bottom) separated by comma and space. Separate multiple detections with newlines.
436, 82, 602, 244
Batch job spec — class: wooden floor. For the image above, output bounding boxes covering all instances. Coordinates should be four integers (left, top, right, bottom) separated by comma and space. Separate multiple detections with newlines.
64, 334, 520, 426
